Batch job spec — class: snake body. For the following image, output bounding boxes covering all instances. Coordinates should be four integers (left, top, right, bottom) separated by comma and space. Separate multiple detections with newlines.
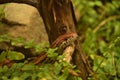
34, 32, 78, 64
51, 33, 78, 48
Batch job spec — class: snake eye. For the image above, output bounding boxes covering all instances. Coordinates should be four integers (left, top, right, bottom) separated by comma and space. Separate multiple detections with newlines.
59, 26, 67, 34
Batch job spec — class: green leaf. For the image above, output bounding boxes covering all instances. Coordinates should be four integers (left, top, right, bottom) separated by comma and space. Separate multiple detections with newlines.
11, 37, 25, 46
99, 41, 107, 55
7, 51, 25, 60
54, 62, 63, 75
0, 65, 8, 73
0, 34, 11, 43
0, 51, 7, 62
24, 40, 35, 48
57, 54, 66, 61
35, 42, 48, 53
22, 63, 36, 71
13, 77, 21, 80
20, 72, 31, 80
47, 48, 58, 58
0, 5, 5, 21
95, 1, 102, 6
58, 68, 69, 80
1, 76, 9, 80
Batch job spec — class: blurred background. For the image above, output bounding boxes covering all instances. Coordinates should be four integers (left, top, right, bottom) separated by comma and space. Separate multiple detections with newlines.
0, 0, 120, 80
73, 0, 120, 80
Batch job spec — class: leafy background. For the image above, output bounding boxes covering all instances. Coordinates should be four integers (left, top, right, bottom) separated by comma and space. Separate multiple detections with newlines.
0, 0, 120, 80
73, 0, 120, 80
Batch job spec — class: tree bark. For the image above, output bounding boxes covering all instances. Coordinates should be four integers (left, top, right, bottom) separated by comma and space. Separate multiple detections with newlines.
40, 0, 77, 43
0, 0, 92, 80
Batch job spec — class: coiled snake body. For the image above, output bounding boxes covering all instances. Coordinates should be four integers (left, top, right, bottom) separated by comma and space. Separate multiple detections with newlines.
34, 32, 78, 64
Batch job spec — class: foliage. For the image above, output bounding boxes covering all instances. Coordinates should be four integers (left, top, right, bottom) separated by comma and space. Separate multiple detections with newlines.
0, 34, 81, 80
73, 0, 120, 80
0, 0, 120, 80
0, 4, 5, 21
0, 62, 77, 80
0, 4, 8, 26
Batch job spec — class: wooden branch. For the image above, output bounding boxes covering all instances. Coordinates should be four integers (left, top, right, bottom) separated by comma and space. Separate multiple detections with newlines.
62, 45, 75, 63
93, 15, 120, 33
40, 0, 77, 43
73, 39, 94, 80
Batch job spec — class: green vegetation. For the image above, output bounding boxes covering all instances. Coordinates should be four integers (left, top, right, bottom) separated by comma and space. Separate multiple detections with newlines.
73, 0, 120, 80
0, 4, 5, 26
0, 34, 81, 80
0, 0, 120, 80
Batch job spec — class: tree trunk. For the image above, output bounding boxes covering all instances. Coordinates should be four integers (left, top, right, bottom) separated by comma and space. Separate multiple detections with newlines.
0, 0, 92, 80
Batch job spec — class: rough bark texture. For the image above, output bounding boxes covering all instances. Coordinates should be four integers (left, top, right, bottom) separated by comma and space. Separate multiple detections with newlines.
0, 0, 92, 80
40, 0, 77, 43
